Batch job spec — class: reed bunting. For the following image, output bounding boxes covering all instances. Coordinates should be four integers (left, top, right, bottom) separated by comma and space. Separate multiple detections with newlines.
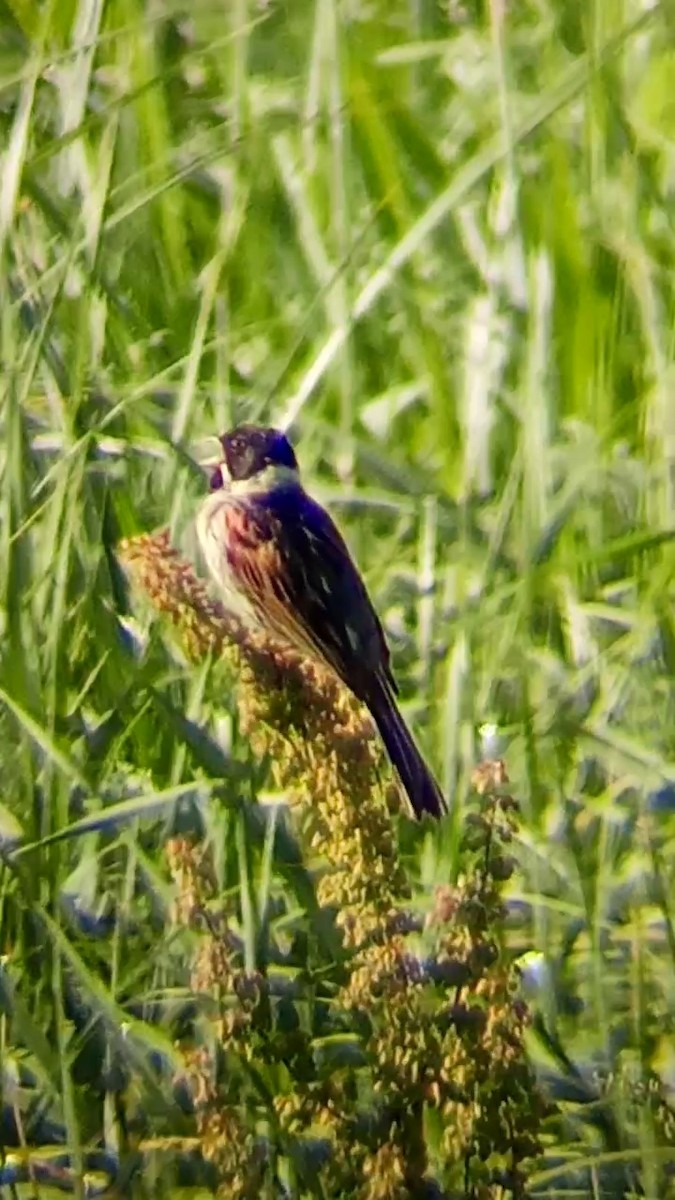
196, 424, 444, 820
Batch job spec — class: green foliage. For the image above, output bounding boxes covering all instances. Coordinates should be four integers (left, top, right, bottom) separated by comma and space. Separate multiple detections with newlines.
1, 0, 675, 1195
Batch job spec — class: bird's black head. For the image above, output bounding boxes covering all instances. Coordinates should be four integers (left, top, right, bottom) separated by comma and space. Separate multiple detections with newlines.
216, 424, 298, 486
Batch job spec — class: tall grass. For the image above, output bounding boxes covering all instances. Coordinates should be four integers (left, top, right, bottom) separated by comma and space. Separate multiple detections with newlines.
1, 0, 675, 1194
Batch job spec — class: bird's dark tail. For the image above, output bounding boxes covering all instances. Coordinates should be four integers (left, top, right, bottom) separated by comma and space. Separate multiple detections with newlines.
366, 677, 445, 820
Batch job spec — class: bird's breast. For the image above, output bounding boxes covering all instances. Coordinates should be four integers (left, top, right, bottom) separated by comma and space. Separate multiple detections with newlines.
195, 492, 262, 628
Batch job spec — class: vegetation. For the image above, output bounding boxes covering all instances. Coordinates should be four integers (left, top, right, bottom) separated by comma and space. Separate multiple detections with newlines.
1, 0, 675, 1196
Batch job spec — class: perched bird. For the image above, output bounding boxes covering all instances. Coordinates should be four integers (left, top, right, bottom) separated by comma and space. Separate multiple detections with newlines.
196, 424, 444, 820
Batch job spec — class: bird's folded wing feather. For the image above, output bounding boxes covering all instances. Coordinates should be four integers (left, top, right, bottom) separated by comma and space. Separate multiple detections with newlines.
223, 490, 395, 697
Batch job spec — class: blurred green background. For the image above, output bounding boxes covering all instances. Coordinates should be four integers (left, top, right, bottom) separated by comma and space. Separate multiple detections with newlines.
2, 0, 675, 1194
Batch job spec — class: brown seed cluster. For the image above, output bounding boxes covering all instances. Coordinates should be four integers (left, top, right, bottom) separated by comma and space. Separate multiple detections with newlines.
335, 784, 545, 1194
120, 530, 239, 663
166, 836, 265, 1198
122, 531, 546, 1197
120, 530, 407, 946
361, 1141, 410, 1200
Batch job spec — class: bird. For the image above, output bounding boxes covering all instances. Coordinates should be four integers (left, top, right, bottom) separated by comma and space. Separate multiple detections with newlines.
196, 424, 445, 820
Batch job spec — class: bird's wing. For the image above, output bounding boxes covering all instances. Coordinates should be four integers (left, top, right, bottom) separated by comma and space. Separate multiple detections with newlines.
224, 486, 395, 698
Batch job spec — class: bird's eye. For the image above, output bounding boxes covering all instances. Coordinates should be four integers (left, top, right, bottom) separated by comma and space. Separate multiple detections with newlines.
209, 467, 224, 491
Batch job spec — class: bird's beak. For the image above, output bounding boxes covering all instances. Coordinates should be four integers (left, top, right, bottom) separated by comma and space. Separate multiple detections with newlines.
190, 435, 223, 479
